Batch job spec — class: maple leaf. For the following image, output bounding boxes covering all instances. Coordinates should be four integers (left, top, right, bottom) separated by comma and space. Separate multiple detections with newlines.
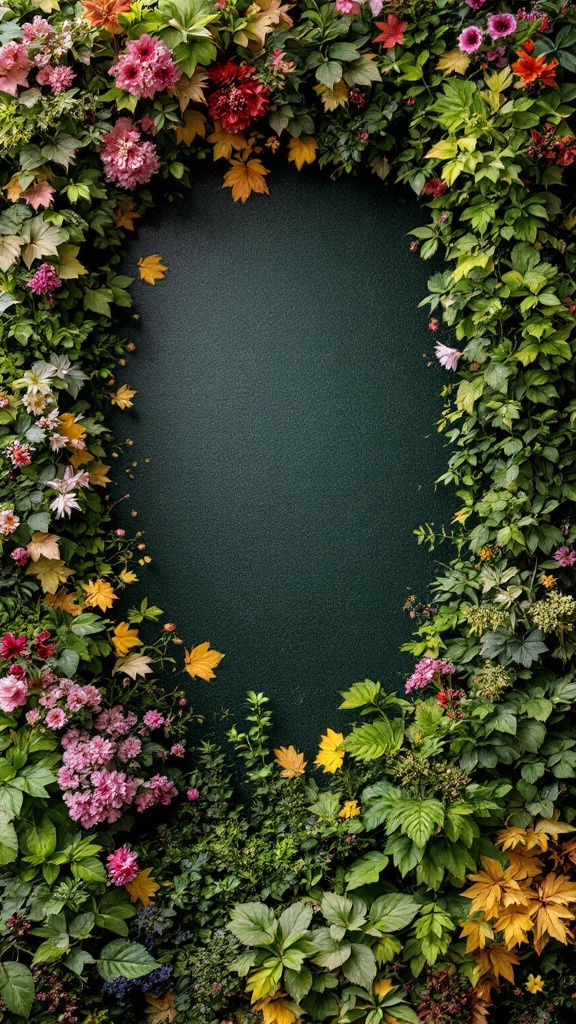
22, 180, 56, 211
125, 867, 160, 907
81, 0, 132, 33
169, 68, 209, 112
113, 652, 154, 679
314, 80, 349, 111
111, 623, 143, 657
138, 254, 168, 285
70, 448, 93, 469
174, 109, 207, 146
370, 154, 391, 182
184, 641, 225, 680
254, 995, 299, 1024
26, 532, 61, 562
87, 461, 112, 487
208, 123, 248, 162
288, 136, 318, 171
314, 729, 345, 774
436, 49, 471, 77
26, 557, 74, 595
59, 412, 86, 445
233, 0, 294, 49
114, 199, 140, 231
273, 745, 307, 778
474, 943, 520, 986
3, 174, 23, 203
223, 157, 270, 203
119, 568, 139, 585
526, 872, 576, 952
145, 991, 178, 1024
110, 384, 137, 410
459, 917, 494, 953
43, 589, 83, 615
504, 849, 544, 881
461, 858, 529, 920
83, 578, 117, 612
493, 904, 534, 949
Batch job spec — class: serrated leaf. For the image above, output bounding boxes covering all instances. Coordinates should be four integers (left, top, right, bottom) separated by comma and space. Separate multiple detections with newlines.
341, 942, 377, 988
369, 893, 420, 932
387, 798, 445, 846
229, 903, 277, 946
0, 962, 35, 1018
342, 719, 403, 761
346, 851, 389, 891
436, 49, 470, 76
97, 940, 158, 981
21, 215, 65, 268
339, 680, 381, 709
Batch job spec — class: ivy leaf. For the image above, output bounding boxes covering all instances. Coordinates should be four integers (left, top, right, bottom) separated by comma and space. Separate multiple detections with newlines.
435, 49, 470, 76
0, 962, 35, 1019
138, 254, 168, 285
288, 136, 318, 171
53, 244, 87, 280
26, 556, 74, 594
223, 158, 270, 203
41, 134, 80, 170
97, 940, 158, 981
20, 215, 65, 268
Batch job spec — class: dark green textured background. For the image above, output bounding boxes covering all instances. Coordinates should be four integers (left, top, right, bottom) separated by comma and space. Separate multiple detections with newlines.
114, 164, 453, 752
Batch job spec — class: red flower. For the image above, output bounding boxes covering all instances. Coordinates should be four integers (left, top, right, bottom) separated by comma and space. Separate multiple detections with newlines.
374, 14, 408, 48
0, 634, 27, 659
208, 61, 270, 133
421, 177, 447, 197
512, 43, 558, 88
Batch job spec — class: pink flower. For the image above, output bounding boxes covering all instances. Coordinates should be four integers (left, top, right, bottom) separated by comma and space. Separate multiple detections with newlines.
0, 675, 28, 713
435, 342, 462, 371
117, 736, 142, 761
5, 441, 34, 467
554, 546, 576, 567
187, 787, 200, 802
26, 708, 40, 725
110, 34, 180, 99
95, 706, 137, 736
23, 16, 55, 42
170, 743, 185, 757
45, 707, 68, 729
0, 41, 31, 95
28, 263, 62, 296
100, 118, 160, 191
11, 547, 30, 567
486, 12, 517, 39
107, 845, 139, 885
458, 26, 484, 52
405, 657, 455, 694
335, 0, 361, 13
0, 511, 20, 536
66, 687, 90, 711
369, 0, 384, 14
116, 528, 126, 537
143, 709, 165, 729
36, 64, 75, 93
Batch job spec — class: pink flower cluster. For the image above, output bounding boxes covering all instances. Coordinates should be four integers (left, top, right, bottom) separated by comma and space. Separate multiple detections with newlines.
458, 12, 517, 53
100, 118, 160, 191
110, 34, 180, 99
36, 64, 75, 93
405, 657, 456, 694
4, 441, 34, 468
107, 845, 139, 885
554, 546, 576, 567
0, 672, 29, 713
28, 263, 62, 296
0, 42, 31, 96
23, 15, 76, 95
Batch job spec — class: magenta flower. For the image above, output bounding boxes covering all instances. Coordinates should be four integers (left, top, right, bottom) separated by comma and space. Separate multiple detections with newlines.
0, 675, 28, 713
405, 657, 455, 695
435, 342, 462, 371
187, 787, 200, 802
99, 118, 160, 191
458, 25, 484, 53
11, 547, 30, 567
107, 846, 139, 886
486, 12, 517, 39
554, 546, 576, 567
45, 707, 68, 730
143, 709, 165, 729
110, 34, 180, 99
0, 41, 31, 96
466, 0, 485, 7
28, 263, 62, 296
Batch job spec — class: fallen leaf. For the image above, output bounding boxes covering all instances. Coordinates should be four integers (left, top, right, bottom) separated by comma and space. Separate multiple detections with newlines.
126, 867, 161, 907
113, 651, 153, 679
184, 641, 225, 680
146, 991, 178, 1024
43, 589, 83, 615
288, 136, 318, 171
110, 384, 137, 409
169, 68, 209, 112
87, 460, 112, 487
174, 109, 207, 146
26, 557, 74, 595
274, 745, 307, 778
208, 123, 248, 162
314, 80, 349, 111
111, 621, 143, 656
436, 49, 471, 77
27, 531, 61, 562
114, 198, 140, 231
223, 157, 269, 203
83, 578, 117, 612
138, 254, 167, 285
2, 174, 23, 203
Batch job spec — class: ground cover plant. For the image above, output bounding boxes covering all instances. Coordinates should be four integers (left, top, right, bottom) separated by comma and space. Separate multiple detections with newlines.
1, 0, 576, 1021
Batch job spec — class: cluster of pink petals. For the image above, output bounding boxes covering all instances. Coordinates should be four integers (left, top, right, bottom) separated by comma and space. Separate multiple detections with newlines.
435, 342, 462, 371
100, 118, 160, 191
107, 845, 139, 885
28, 263, 62, 296
23, 16, 56, 42
0, 41, 31, 96
45, 465, 90, 518
0, 673, 29, 713
36, 64, 75, 93
554, 546, 576, 567
4, 441, 34, 467
0, 510, 20, 536
110, 34, 180, 99
458, 11, 517, 52
405, 657, 456, 694
142, 709, 165, 729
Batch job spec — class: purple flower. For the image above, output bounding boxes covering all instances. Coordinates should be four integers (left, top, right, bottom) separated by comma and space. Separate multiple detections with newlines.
465, 0, 485, 8
435, 342, 462, 371
458, 25, 484, 52
486, 12, 517, 39
554, 546, 576, 568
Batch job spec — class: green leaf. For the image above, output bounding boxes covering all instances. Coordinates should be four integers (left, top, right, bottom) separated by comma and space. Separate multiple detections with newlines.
342, 719, 403, 761
311, 928, 351, 969
346, 852, 389, 891
228, 903, 277, 947
0, 808, 18, 865
65, 949, 95, 976
339, 679, 381, 709
316, 61, 343, 90
0, 962, 35, 1018
369, 893, 420, 933
97, 940, 158, 981
341, 942, 377, 989
520, 698, 553, 722
284, 965, 312, 1003
387, 798, 445, 847
32, 934, 70, 965
278, 903, 313, 945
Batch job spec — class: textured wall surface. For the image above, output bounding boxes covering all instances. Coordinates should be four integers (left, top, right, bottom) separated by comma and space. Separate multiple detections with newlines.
114, 164, 453, 752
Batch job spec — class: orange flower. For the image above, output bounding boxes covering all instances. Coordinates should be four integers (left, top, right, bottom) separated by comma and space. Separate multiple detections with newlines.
512, 42, 558, 88
82, 0, 132, 33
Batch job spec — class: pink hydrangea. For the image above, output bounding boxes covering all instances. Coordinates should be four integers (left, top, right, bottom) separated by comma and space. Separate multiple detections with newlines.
334, 0, 361, 13
36, 64, 75, 93
135, 773, 176, 812
28, 263, 62, 296
143, 709, 165, 729
110, 34, 180, 98
0, 41, 31, 95
405, 657, 456, 695
100, 118, 160, 190
107, 845, 139, 885
0, 675, 28, 713
170, 743, 185, 757
26, 708, 40, 725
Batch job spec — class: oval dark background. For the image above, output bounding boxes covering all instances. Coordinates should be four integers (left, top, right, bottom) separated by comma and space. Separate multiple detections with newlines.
113, 164, 453, 752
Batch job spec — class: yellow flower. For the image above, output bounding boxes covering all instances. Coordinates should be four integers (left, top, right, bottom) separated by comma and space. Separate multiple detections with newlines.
111, 621, 143, 656
314, 729, 345, 774
83, 578, 118, 612
373, 979, 394, 999
540, 575, 556, 589
478, 546, 493, 561
339, 799, 361, 819
525, 974, 545, 994
452, 507, 472, 525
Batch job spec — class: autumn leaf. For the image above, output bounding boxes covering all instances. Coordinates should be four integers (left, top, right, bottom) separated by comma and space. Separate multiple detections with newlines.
459, 917, 494, 953
174, 109, 207, 146
111, 622, 143, 656
59, 412, 86, 445
208, 123, 248, 161
83, 578, 117, 612
125, 867, 160, 907
26, 557, 74, 595
461, 858, 529, 920
223, 157, 270, 203
254, 994, 300, 1024
233, 0, 294, 49
436, 49, 471, 77
526, 872, 576, 952
87, 460, 112, 487
503, 849, 543, 881
82, 0, 132, 33
113, 652, 153, 680
138, 254, 168, 285
44, 589, 83, 615
534, 817, 576, 848
170, 68, 209, 112
70, 448, 93, 469
114, 198, 140, 231
119, 568, 139, 584
370, 154, 391, 182
3, 174, 23, 203
53, 244, 87, 280
274, 745, 307, 778
145, 991, 178, 1024
184, 641, 225, 681
21, 179, 56, 211
493, 904, 533, 949
314, 729, 345, 774
288, 136, 318, 171
26, 532, 61, 562
314, 80, 349, 111
474, 943, 520, 986
373, 979, 393, 1000
110, 384, 137, 410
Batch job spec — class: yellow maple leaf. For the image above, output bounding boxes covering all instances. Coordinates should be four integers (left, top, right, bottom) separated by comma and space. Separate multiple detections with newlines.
114, 198, 140, 231
314, 80, 349, 111
474, 943, 520, 986
288, 136, 318, 171
119, 568, 139, 584
459, 917, 494, 953
3, 173, 23, 203
138, 254, 168, 285
314, 729, 345, 774
534, 817, 576, 847
255, 995, 299, 1024
208, 123, 248, 162
174, 109, 207, 146
26, 557, 74, 595
504, 848, 544, 880
83, 578, 117, 612
43, 589, 83, 615
110, 384, 137, 410
169, 68, 209, 112
26, 531, 61, 562
273, 745, 307, 778
493, 903, 533, 949
145, 991, 178, 1024
462, 858, 529, 920
436, 49, 471, 77
526, 872, 576, 953
223, 157, 270, 203
184, 641, 225, 681
111, 621, 143, 656
125, 867, 160, 907
87, 460, 112, 487
59, 412, 86, 446
339, 799, 361, 819
69, 448, 94, 468
113, 652, 154, 679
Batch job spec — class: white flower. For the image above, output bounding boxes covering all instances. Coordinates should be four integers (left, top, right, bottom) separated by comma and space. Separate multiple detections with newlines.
435, 343, 462, 371
13, 361, 58, 395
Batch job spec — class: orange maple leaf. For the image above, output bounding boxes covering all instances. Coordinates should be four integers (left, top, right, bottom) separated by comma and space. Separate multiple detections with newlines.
43, 590, 83, 616
114, 198, 140, 231
174, 110, 207, 146
288, 136, 318, 171
273, 745, 307, 778
169, 68, 209, 112
223, 157, 270, 203
461, 858, 529, 920
209, 123, 248, 162
83, 578, 117, 613
125, 868, 160, 907
184, 641, 225, 681
138, 254, 167, 285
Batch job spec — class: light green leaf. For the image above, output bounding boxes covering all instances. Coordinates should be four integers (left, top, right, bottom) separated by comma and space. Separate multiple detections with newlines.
369, 893, 420, 933
228, 903, 277, 947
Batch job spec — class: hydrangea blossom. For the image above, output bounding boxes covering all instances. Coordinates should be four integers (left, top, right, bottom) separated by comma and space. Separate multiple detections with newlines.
405, 657, 456, 694
27, 263, 62, 296
100, 118, 160, 190
0, 42, 31, 95
110, 34, 180, 98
